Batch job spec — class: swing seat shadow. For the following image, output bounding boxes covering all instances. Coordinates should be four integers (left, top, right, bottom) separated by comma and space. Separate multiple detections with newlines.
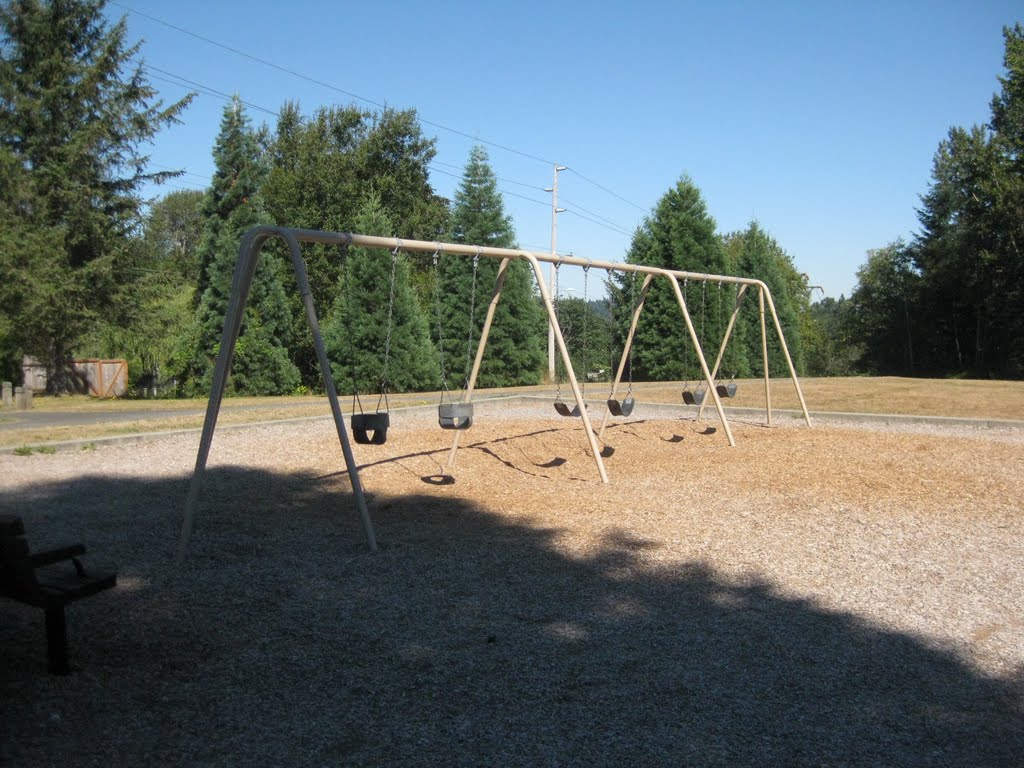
421, 474, 456, 486
536, 457, 567, 468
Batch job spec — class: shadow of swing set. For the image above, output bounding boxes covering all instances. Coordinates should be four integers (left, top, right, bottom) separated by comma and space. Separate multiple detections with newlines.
178, 227, 811, 561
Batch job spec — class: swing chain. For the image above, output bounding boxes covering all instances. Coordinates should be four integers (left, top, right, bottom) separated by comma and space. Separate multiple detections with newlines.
463, 251, 480, 388
626, 271, 635, 394
682, 278, 691, 388
717, 280, 724, 380
381, 243, 399, 394
431, 246, 449, 401
581, 262, 591, 394
697, 280, 706, 393
339, 244, 363, 414
553, 261, 563, 401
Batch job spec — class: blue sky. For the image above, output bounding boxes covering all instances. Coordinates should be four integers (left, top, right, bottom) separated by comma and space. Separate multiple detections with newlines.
110, 0, 1021, 299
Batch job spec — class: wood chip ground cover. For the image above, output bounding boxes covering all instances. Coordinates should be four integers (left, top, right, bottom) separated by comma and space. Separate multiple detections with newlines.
1, 401, 1021, 766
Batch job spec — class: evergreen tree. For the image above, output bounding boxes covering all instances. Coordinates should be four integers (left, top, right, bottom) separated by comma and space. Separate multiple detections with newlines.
262, 102, 449, 387
323, 193, 439, 394
848, 241, 920, 375
555, 296, 614, 380
613, 176, 727, 380
908, 24, 1024, 377
440, 145, 545, 388
190, 98, 299, 396
722, 222, 805, 377
0, 0, 190, 387
145, 189, 206, 284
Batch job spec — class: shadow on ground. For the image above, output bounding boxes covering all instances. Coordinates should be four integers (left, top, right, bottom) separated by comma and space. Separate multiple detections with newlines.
1, 467, 1020, 766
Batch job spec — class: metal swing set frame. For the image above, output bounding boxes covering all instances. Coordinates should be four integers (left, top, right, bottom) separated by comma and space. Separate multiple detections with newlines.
178, 225, 811, 561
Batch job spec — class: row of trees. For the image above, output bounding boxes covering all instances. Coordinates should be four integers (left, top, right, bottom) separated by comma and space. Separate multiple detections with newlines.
842, 24, 1024, 379
1, 0, 814, 397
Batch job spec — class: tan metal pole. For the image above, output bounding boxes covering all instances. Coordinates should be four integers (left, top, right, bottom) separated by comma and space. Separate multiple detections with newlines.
528, 254, 609, 483
759, 286, 772, 426
698, 284, 749, 421
599, 273, 654, 440
447, 256, 510, 468
179, 227, 378, 562
761, 283, 813, 427
667, 275, 735, 447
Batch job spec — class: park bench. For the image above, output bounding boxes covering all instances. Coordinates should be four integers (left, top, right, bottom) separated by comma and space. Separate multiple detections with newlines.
0, 514, 116, 674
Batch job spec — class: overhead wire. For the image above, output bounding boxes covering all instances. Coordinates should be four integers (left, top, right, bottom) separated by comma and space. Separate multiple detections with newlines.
112, 1, 553, 166
112, 1, 647, 216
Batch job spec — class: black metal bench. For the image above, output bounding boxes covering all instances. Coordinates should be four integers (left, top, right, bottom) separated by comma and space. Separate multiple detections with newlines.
0, 514, 116, 674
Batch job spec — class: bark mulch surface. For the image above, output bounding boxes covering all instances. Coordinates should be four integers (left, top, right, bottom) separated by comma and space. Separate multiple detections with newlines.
1, 401, 1022, 766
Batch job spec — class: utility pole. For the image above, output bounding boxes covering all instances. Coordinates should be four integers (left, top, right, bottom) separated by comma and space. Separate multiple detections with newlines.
545, 163, 567, 381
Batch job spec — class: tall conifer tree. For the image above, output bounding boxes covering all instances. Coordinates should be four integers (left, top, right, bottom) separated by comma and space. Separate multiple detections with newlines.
614, 176, 726, 380
323, 193, 439, 394
722, 222, 805, 377
0, 0, 190, 386
190, 97, 299, 396
440, 145, 544, 388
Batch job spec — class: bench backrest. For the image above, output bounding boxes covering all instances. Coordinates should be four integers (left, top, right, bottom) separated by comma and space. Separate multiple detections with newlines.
0, 514, 40, 600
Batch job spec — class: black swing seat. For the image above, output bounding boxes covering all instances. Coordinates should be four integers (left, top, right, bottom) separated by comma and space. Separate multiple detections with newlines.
607, 395, 635, 417
716, 382, 738, 399
682, 389, 705, 406
0, 514, 117, 675
351, 412, 389, 445
438, 402, 473, 430
553, 401, 581, 418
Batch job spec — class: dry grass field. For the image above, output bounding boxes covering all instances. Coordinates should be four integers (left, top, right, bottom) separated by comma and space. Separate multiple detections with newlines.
1, 390, 1022, 765
1, 376, 1022, 450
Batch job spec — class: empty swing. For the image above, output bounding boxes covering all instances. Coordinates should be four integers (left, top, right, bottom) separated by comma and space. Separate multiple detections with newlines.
348, 245, 400, 445
552, 263, 581, 417
433, 248, 474, 430
714, 282, 738, 399
607, 271, 636, 417
681, 279, 707, 406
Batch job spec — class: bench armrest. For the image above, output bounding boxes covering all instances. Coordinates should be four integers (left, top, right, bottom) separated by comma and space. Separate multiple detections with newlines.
29, 544, 87, 568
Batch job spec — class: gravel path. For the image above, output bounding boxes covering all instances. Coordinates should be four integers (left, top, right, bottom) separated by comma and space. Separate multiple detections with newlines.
2, 401, 1022, 766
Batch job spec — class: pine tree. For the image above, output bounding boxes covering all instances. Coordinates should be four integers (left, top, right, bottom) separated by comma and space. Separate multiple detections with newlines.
613, 176, 727, 380
189, 98, 299, 396
440, 145, 544, 388
0, 0, 190, 387
323, 193, 439, 394
262, 102, 449, 387
722, 222, 805, 377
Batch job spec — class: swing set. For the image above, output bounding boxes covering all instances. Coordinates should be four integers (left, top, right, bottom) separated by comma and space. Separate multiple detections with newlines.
178, 226, 810, 561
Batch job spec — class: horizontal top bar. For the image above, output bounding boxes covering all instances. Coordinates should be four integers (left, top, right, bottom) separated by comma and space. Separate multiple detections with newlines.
266, 227, 766, 289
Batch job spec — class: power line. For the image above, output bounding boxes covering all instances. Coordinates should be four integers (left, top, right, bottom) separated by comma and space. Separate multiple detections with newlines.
566, 168, 647, 213
430, 158, 544, 192
559, 195, 631, 234
428, 165, 551, 211
149, 162, 210, 183
113, 1, 553, 165
142, 64, 280, 117
563, 209, 631, 238
113, 2, 649, 214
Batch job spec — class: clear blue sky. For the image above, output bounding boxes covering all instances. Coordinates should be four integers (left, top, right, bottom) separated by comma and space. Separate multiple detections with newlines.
109, 0, 1022, 299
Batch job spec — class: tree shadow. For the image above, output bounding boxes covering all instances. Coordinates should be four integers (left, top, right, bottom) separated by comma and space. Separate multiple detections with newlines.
1, 468, 1020, 766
